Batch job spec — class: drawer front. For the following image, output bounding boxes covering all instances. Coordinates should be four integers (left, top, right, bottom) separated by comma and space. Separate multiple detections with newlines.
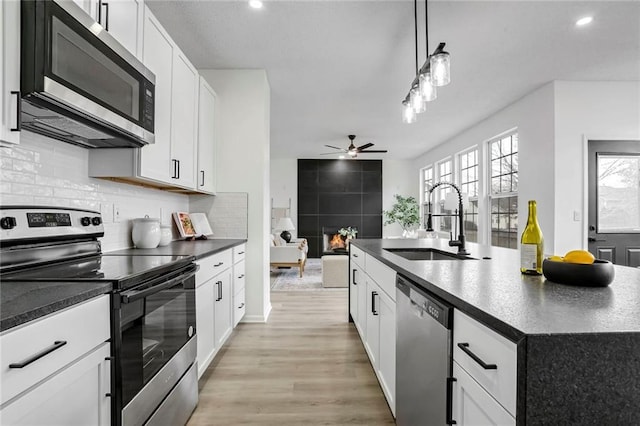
453, 309, 517, 416
233, 289, 246, 328
233, 260, 246, 295
233, 244, 246, 264
350, 245, 365, 268
365, 254, 396, 301
0, 295, 110, 405
196, 249, 233, 286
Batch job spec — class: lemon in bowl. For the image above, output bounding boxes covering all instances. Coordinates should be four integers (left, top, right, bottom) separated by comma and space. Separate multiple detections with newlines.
542, 250, 614, 287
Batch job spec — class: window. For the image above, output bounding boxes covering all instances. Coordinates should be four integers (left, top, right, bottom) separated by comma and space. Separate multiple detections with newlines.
437, 159, 453, 232
422, 166, 434, 227
489, 132, 518, 248
459, 147, 478, 242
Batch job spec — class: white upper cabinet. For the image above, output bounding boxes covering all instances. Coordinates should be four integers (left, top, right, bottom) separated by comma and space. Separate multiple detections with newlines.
197, 77, 217, 194
1, 0, 21, 145
170, 49, 198, 189
72, 0, 143, 58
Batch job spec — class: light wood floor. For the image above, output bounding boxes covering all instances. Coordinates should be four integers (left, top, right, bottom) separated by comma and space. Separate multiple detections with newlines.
187, 290, 395, 425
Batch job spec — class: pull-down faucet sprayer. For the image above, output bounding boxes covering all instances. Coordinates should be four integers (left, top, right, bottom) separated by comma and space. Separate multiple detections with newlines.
426, 182, 470, 255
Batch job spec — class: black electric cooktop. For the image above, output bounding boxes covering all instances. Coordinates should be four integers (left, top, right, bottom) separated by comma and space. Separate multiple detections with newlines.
2, 254, 194, 290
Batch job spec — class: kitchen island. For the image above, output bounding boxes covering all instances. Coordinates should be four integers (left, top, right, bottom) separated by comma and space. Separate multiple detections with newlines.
351, 238, 640, 425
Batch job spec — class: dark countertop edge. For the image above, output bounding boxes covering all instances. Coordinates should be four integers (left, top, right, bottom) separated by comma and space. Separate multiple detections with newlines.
358, 243, 527, 343
1, 284, 112, 333
106, 239, 247, 260
186, 239, 247, 260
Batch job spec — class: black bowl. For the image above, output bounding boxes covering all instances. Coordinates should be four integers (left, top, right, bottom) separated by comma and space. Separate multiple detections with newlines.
542, 258, 615, 287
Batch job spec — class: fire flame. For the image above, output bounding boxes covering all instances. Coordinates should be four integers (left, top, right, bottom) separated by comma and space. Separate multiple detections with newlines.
329, 233, 346, 249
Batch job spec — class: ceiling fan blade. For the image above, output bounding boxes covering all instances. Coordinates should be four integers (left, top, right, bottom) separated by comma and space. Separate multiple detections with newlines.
358, 150, 388, 153
319, 152, 340, 155
324, 144, 346, 151
356, 143, 374, 151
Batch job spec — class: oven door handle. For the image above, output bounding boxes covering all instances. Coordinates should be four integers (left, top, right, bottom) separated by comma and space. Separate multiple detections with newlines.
121, 264, 199, 304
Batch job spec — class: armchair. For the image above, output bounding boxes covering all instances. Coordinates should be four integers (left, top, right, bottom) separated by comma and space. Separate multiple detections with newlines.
270, 234, 308, 277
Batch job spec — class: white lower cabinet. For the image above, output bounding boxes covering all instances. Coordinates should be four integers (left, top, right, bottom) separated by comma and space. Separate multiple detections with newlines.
232, 248, 246, 327
213, 268, 232, 349
354, 264, 367, 338
364, 277, 380, 367
195, 275, 216, 378
0, 295, 111, 425
376, 288, 396, 416
452, 361, 515, 426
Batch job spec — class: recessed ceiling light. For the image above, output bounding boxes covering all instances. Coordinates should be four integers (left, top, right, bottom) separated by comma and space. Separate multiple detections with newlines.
576, 16, 593, 27
249, 0, 263, 9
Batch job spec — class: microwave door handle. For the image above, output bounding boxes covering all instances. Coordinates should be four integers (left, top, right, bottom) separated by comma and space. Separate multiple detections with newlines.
121, 267, 198, 304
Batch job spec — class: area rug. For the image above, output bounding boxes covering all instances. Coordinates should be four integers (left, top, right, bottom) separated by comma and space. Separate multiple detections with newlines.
271, 258, 345, 291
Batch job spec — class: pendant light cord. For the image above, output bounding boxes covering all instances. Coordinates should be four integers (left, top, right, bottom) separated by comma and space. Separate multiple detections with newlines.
414, 0, 418, 76
425, 0, 429, 57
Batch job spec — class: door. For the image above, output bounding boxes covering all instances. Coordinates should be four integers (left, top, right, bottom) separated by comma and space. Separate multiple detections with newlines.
588, 140, 640, 266
1, 0, 20, 145
197, 76, 217, 194
214, 269, 232, 349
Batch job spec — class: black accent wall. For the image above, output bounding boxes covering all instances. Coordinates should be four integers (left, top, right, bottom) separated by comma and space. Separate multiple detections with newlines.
298, 159, 383, 258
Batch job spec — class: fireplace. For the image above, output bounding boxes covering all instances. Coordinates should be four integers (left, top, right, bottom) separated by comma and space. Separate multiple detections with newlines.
322, 227, 351, 255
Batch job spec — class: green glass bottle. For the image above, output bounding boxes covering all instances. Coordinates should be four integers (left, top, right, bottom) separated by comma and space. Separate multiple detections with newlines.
520, 200, 544, 275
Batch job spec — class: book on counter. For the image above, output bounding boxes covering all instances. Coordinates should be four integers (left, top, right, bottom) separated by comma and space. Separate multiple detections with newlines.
172, 212, 213, 239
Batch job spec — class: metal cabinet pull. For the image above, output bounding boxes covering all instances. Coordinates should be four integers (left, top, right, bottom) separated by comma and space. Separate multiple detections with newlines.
237, 274, 245, 279
371, 291, 379, 315
457, 342, 497, 370
446, 377, 457, 425
171, 159, 179, 179
352, 269, 357, 285
97, 0, 109, 30
10, 91, 20, 131
238, 251, 245, 255
215, 280, 222, 301
238, 303, 245, 309
200, 170, 205, 186
9, 341, 67, 368
353, 253, 358, 258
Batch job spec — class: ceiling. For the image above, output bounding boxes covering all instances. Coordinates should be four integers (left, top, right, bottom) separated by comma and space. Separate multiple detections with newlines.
146, 1, 640, 160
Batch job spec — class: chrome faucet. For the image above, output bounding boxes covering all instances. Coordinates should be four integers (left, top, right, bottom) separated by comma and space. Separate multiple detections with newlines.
426, 182, 470, 255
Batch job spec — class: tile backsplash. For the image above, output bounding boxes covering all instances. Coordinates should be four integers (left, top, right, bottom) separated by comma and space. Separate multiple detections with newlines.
0, 132, 190, 252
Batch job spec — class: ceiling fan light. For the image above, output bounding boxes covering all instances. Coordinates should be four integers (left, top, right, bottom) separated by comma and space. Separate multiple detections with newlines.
431, 51, 451, 86
410, 87, 426, 113
402, 100, 416, 124
419, 71, 437, 102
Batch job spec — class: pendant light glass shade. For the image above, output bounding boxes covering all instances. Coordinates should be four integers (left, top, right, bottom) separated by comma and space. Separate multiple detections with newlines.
430, 51, 451, 86
410, 86, 426, 113
419, 70, 437, 102
402, 100, 416, 123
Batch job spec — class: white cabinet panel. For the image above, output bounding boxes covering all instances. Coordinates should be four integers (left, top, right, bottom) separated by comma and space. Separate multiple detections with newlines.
377, 288, 396, 416
104, 0, 143, 57
354, 264, 367, 338
214, 268, 232, 349
233, 288, 245, 328
364, 277, 380, 368
365, 254, 396, 301
196, 277, 216, 379
1, 0, 20, 145
349, 262, 359, 325
197, 76, 217, 194
452, 361, 515, 426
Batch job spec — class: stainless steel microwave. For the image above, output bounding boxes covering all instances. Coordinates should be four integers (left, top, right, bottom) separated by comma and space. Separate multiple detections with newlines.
21, 0, 155, 148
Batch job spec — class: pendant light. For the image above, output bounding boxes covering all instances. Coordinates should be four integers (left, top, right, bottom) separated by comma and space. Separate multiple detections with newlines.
430, 43, 451, 87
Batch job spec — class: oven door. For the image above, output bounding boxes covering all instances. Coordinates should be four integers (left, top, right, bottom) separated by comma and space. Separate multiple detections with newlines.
117, 263, 197, 426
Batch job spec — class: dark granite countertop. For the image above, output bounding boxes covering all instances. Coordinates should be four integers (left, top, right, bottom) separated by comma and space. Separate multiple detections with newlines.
352, 238, 640, 342
106, 238, 247, 260
0, 281, 112, 332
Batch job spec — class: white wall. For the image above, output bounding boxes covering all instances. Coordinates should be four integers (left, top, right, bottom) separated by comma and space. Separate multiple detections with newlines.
553, 81, 640, 254
412, 82, 556, 250
270, 158, 297, 237
0, 132, 189, 251
382, 159, 418, 237
200, 69, 272, 323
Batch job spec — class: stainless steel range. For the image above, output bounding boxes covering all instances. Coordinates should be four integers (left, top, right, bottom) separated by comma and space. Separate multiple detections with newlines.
0, 206, 199, 426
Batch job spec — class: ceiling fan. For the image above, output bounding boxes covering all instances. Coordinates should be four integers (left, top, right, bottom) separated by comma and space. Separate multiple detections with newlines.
322, 135, 388, 158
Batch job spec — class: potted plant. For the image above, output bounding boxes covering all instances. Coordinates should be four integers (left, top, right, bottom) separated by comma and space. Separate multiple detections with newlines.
338, 227, 358, 245
383, 194, 420, 237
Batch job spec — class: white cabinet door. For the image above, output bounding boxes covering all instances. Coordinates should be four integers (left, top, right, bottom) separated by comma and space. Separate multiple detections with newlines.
377, 288, 396, 416
214, 269, 233, 349
452, 362, 515, 426
349, 261, 359, 325
102, 0, 143, 57
1, 0, 20, 145
196, 277, 216, 379
140, 7, 172, 183
355, 264, 367, 338
0, 343, 111, 426
170, 49, 198, 189
196, 76, 217, 194
364, 278, 380, 368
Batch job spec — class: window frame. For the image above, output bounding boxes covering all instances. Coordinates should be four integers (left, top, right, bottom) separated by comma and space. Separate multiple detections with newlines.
420, 165, 434, 228
436, 157, 454, 233
457, 145, 479, 243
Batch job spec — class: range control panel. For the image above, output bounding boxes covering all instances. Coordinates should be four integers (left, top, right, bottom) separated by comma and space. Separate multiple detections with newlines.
0, 206, 104, 242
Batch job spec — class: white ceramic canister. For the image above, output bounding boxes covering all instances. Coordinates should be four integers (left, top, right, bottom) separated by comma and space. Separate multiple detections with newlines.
159, 225, 172, 246
132, 216, 161, 249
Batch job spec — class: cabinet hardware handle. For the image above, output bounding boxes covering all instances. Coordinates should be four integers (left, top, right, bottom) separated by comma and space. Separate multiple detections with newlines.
104, 356, 114, 361
214, 262, 223, 267
457, 343, 497, 370
200, 170, 205, 186
171, 159, 178, 179
238, 251, 245, 255
352, 269, 357, 285
105, 393, 112, 398
238, 303, 245, 308
9, 341, 67, 368
238, 274, 245, 279
216, 280, 222, 301
102, 2, 109, 30
446, 377, 457, 425
10, 91, 20, 131
176, 160, 180, 179
353, 253, 358, 257
371, 291, 379, 315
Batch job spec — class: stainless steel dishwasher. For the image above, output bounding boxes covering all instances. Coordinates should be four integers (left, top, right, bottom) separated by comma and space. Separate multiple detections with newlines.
396, 274, 456, 425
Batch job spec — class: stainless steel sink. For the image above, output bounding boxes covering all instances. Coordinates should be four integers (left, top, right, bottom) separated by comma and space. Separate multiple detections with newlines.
384, 248, 474, 261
